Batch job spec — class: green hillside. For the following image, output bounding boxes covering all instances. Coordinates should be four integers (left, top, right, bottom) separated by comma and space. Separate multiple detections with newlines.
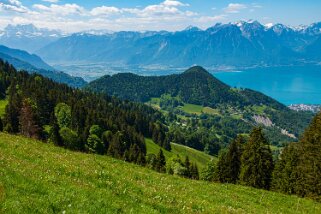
0, 133, 320, 213
145, 138, 215, 169
86, 66, 314, 148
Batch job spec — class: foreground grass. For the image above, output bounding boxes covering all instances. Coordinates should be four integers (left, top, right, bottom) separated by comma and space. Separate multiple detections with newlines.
145, 139, 215, 169
0, 133, 320, 213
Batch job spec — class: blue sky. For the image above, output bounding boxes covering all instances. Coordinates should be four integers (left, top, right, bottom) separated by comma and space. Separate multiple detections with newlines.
0, 0, 321, 32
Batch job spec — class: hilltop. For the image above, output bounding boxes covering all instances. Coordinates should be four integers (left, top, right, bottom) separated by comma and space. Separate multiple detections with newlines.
87, 66, 314, 147
0, 132, 320, 213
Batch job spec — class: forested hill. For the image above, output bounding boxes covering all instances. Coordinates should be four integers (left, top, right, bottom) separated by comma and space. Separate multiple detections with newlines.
87, 66, 284, 109
0, 60, 170, 163
86, 66, 313, 141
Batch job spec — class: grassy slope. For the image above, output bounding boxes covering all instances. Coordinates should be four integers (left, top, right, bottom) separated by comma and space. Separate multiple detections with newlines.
0, 133, 320, 213
145, 139, 215, 169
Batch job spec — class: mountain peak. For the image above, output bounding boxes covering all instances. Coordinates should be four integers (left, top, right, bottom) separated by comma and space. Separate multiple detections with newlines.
183, 25, 202, 32
182, 66, 211, 76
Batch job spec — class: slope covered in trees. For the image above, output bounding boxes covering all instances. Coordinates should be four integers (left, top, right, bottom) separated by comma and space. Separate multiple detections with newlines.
87, 66, 313, 147
87, 66, 284, 108
273, 111, 321, 200
1, 132, 320, 213
0, 60, 170, 164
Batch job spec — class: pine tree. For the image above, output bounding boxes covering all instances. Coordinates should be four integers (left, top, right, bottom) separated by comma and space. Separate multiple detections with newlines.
240, 127, 274, 190
224, 135, 244, 183
293, 112, 321, 198
4, 83, 21, 133
190, 163, 199, 180
49, 120, 63, 146
184, 156, 191, 178
216, 150, 229, 183
272, 143, 300, 194
156, 149, 166, 173
19, 99, 40, 139
272, 112, 321, 200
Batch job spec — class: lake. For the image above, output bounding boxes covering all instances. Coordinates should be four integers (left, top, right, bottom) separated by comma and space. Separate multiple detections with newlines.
213, 65, 321, 105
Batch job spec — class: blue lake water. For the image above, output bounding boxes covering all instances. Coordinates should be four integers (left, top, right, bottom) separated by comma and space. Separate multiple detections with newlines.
213, 65, 321, 105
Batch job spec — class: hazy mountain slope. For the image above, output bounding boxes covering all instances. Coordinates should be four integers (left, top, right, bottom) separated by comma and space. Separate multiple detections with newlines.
1, 132, 320, 213
0, 46, 86, 87
305, 36, 321, 59
0, 45, 53, 70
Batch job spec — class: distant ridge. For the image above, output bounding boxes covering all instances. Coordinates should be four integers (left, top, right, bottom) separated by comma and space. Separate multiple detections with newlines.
36, 20, 321, 67
0, 45, 86, 88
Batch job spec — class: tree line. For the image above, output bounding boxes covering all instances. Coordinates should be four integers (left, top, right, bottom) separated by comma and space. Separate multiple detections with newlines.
0, 60, 170, 165
201, 117, 321, 201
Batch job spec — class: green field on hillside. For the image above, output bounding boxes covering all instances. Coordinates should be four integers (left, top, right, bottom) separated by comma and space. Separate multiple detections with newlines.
0, 133, 320, 213
145, 139, 215, 169
180, 104, 203, 115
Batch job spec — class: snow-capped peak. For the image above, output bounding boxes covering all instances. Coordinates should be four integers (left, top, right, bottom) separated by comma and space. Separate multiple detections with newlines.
264, 23, 274, 29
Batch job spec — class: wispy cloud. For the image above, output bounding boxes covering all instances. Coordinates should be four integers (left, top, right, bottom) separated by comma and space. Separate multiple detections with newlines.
224, 3, 247, 13
0, 0, 29, 13
0, 1, 263, 32
42, 0, 59, 3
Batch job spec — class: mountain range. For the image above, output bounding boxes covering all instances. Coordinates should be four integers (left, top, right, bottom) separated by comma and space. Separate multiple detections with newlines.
0, 24, 63, 53
32, 20, 321, 68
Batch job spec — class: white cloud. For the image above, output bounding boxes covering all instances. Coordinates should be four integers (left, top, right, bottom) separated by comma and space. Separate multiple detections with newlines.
32, 3, 85, 16
0, 0, 246, 32
42, 0, 59, 3
224, 3, 247, 13
162, 0, 189, 7
90, 6, 120, 16
0, 0, 28, 13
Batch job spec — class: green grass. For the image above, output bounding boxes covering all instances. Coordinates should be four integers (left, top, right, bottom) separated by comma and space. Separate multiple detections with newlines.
180, 104, 203, 115
0, 133, 320, 213
0, 99, 8, 118
249, 105, 268, 115
203, 107, 220, 116
145, 139, 215, 169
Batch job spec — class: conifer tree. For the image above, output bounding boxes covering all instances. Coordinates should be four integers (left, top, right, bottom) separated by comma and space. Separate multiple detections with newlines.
292, 112, 321, 198
184, 156, 191, 178
272, 143, 300, 194
224, 135, 244, 183
156, 149, 166, 173
19, 99, 40, 139
49, 120, 63, 146
272, 112, 321, 199
240, 127, 274, 190
190, 163, 199, 180
216, 150, 229, 183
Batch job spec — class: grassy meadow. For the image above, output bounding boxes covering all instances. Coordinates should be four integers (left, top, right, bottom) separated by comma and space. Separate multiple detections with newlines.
0, 133, 320, 213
